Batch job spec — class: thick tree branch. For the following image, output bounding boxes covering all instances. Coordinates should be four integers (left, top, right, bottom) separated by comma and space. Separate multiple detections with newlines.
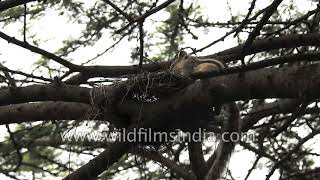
63, 142, 131, 180
203, 63, 320, 102
63, 115, 168, 180
64, 62, 169, 85
3, 63, 320, 130
193, 52, 320, 79
0, 84, 90, 106
188, 141, 206, 180
0, 102, 96, 125
0, 134, 195, 180
0, 0, 36, 11
67, 33, 320, 85
203, 33, 320, 62
117, 63, 320, 131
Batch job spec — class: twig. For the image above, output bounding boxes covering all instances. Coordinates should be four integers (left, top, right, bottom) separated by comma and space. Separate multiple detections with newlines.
244, 155, 261, 180
101, 0, 133, 22
23, 3, 27, 42
0, 31, 78, 70
241, 0, 283, 64
234, 0, 257, 37
138, 21, 144, 72
0, 65, 51, 82
195, 7, 267, 53
5, 124, 22, 171
115, 0, 176, 34
265, 129, 320, 180
272, 102, 309, 137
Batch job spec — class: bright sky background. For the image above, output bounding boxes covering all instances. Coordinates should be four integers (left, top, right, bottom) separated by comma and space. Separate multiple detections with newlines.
0, 0, 319, 179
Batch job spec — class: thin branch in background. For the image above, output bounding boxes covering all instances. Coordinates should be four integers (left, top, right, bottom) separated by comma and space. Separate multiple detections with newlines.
179, 0, 198, 41
272, 101, 309, 137
226, 0, 237, 23
22, 162, 59, 176
115, 0, 176, 34
240, 141, 276, 161
5, 124, 22, 171
0, 31, 78, 70
234, 0, 257, 37
187, 19, 290, 27
241, 0, 283, 64
23, 3, 27, 42
0, 65, 51, 82
265, 129, 320, 180
227, 169, 236, 180
138, 21, 144, 72
244, 155, 261, 180
0, 171, 20, 180
80, 28, 132, 65
194, 7, 267, 53
265, 7, 320, 38
101, 0, 133, 22
0, 63, 17, 88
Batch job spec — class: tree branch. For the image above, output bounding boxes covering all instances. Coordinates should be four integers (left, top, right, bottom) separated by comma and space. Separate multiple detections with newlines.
188, 141, 206, 180
203, 33, 320, 62
135, 148, 196, 180
0, 84, 90, 106
101, 0, 133, 22
0, 0, 36, 11
265, 129, 320, 180
0, 31, 79, 70
0, 102, 96, 125
115, 0, 176, 34
67, 33, 320, 85
241, 0, 283, 62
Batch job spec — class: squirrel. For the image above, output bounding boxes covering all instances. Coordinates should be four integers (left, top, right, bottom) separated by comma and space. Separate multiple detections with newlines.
170, 50, 241, 180
170, 50, 225, 77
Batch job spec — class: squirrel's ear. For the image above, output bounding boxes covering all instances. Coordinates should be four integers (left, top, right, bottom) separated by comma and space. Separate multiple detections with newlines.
177, 50, 188, 60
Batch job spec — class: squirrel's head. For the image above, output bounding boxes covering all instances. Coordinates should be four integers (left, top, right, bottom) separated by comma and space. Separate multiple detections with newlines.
177, 50, 189, 61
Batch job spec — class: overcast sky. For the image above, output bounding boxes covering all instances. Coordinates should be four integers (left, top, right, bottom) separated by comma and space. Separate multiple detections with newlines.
0, 0, 319, 179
